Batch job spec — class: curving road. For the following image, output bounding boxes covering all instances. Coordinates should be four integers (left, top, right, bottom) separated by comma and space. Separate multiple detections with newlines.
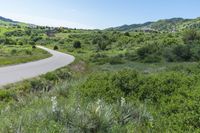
0, 46, 75, 87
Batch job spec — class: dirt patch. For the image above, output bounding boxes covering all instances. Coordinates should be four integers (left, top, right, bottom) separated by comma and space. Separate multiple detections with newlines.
70, 61, 87, 73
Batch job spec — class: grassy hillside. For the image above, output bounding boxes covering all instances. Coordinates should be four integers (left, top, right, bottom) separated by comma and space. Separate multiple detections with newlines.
0, 16, 28, 27
108, 17, 200, 32
0, 45, 51, 66
0, 17, 52, 66
0, 17, 200, 132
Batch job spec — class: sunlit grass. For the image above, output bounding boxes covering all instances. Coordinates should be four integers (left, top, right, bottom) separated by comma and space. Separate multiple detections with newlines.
0, 45, 51, 66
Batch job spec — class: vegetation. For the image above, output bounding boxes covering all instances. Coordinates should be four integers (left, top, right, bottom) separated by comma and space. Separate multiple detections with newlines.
108, 17, 200, 32
1, 16, 200, 132
73, 40, 81, 48
0, 45, 51, 66
53, 45, 59, 50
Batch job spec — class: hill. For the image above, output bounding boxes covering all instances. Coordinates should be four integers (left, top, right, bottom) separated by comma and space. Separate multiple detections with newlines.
0, 16, 28, 27
108, 17, 200, 32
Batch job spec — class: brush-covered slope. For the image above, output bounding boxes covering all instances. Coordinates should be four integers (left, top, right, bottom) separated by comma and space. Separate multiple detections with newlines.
108, 17, 200, 32
0, 16, 28, 27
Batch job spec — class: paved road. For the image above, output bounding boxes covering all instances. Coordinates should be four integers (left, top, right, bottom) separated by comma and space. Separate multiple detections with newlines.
0, 46, 75, 87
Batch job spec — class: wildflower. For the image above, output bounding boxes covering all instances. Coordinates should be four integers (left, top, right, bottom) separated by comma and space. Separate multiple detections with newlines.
96, 99, 102, 113
51, 96, 58, 113
95, 106, 100, 113
121, 97, 126, 106
96, 99, 101, 106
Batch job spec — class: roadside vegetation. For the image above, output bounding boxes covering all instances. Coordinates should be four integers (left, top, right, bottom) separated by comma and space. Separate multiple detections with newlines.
0, 45, 51, 66
1, 17, 200, 132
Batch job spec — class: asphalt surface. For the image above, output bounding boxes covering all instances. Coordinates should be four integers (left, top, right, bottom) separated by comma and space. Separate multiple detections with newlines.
0, 46, 75, 87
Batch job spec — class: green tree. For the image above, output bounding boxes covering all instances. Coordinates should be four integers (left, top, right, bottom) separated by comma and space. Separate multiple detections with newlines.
54, 45, 59, 50
124, 32, 130, 36
73, 41, 81, 48
173, 45, 192, 61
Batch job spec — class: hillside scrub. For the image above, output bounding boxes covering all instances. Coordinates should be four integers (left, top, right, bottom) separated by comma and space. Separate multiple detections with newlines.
1, 65, 200, 132
78, 67, 200, 132
1, 20, 200, 132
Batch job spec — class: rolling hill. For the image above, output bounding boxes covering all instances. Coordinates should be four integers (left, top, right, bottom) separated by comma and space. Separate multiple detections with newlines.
0, 16, 28, 27
108, 17, 200, 32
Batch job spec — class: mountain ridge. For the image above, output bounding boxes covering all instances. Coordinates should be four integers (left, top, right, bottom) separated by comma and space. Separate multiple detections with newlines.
107, 17, 200, 32
0, 16, 19, 23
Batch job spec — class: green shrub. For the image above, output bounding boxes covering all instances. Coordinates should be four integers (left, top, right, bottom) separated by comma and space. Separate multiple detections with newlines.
80, 72, 124, 102
73, 41, 81, 48
11, 49, 17, 55
56, 69, 71, 80
30, 79, 53, 92
44, 72, 59, 81
109, 56, 125, 65
0, 90, 13, 101
54, 45, 59, 50
25, 49, 32, 55
80, 69, 141, 102
89, 53, 110, 65
172, 45, 192, 61
183, 29, 200, 44
143, 55, 161, 63
111, 69, 141, 96
136, 44, 160, 62
124, 32, 130, 36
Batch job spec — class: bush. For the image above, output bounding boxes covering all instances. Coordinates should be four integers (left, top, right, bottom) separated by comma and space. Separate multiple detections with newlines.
143, 55, 161, 63
111, 69, 141, 96
124, 32, 130, 36
30, 79, 51, 92
183, 30, 200, 44
54, 45, 59, 50
73, 41, 81, 48
25, 50, 32, 55
172, 45, 192, 61
11, 49, 17, 55
80, 69, 141, 102
44, 72, 59, 81
137, 44, 159, 60
89, 53, 110, 65
109, 56, 125, 65
80, 72, 124, 102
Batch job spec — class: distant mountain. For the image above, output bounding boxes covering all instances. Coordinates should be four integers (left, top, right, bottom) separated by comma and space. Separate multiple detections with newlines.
0, 16, 18, 23
0, 16, 28, 27
108, 17, 200, 32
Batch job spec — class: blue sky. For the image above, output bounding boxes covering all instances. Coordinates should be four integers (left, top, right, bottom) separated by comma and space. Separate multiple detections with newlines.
0, 0, 200, 29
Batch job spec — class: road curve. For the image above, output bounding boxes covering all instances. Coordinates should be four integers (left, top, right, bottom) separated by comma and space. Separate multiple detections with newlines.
0, 46, 75, 87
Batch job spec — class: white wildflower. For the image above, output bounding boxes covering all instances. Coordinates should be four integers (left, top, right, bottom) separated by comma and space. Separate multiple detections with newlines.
121, 97, 126, 106
96, 99, 101, 106
51, 96, 58, 113
95, 106, 100, 113
95, 99, 102, 113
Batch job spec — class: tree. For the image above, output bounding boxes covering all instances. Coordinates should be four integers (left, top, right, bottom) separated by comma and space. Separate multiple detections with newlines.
54, 45, 59, 50
32, 45, 36, 49
124, 32, 130, 36
73, 41, 81, 48
18, 41, 23, 46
